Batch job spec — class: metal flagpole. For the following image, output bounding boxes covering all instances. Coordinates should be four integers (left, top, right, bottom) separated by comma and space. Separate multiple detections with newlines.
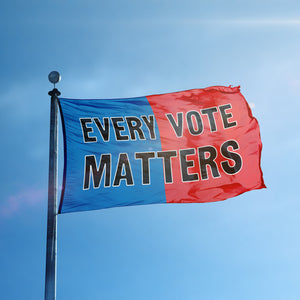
45, 71, 61, 300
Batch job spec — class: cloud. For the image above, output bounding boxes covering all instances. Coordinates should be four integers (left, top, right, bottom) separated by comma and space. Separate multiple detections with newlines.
0, 187, 46, 217
207, 18, 300, 26
167, 18, 300, 27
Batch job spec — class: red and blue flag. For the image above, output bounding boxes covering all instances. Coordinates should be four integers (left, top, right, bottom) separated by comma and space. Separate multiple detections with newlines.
58, 86, 265, 214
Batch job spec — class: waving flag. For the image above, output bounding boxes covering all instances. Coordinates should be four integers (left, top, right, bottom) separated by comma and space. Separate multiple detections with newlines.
58, 86, 265, 214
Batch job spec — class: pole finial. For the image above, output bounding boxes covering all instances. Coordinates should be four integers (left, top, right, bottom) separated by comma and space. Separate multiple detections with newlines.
48, 71, 61, 88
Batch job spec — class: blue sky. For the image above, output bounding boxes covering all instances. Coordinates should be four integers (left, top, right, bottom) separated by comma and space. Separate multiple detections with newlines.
1, 1, 300, 299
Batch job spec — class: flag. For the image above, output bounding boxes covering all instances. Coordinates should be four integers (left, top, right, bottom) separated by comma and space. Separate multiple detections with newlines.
58, 86, 265, 214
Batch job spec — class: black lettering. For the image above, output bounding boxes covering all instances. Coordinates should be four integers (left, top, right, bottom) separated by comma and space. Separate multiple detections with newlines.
157, 150, 177, 183
141, 115, 156, 139
201, 107, 218, 132
198, 146, 220, 180
186, 111, 203, 135
84, 155, 111, 189
179, 148, 199, 182
220, 140, 242, 174
113, 153, 134, 186
80, 118, 97, 143
166, 112, 183, 137
135, 152, 155, 184
93, 117, 109, 141
111, 117, 129, 141
126, 117, 145, 140
219, 104, 237, 129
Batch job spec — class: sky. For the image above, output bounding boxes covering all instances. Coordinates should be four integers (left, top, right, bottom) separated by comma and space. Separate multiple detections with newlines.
1, 1, 300, 299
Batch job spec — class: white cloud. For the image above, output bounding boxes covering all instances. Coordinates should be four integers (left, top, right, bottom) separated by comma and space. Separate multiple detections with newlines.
0, 187, 46, 217
213, 18, 300, 26
178, 18, 300, 27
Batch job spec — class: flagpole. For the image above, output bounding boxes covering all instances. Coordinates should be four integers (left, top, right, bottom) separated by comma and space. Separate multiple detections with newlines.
45, 71, 61, 300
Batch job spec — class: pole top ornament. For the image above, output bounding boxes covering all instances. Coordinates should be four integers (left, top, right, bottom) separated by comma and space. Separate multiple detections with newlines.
48, 71, 61, 87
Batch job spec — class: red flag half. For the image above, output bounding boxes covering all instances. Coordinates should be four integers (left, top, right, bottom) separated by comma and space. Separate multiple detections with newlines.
147, 85, 266, 203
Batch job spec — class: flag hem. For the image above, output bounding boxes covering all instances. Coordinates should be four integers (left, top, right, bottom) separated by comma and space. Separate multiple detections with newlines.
57, 99, 67, 214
